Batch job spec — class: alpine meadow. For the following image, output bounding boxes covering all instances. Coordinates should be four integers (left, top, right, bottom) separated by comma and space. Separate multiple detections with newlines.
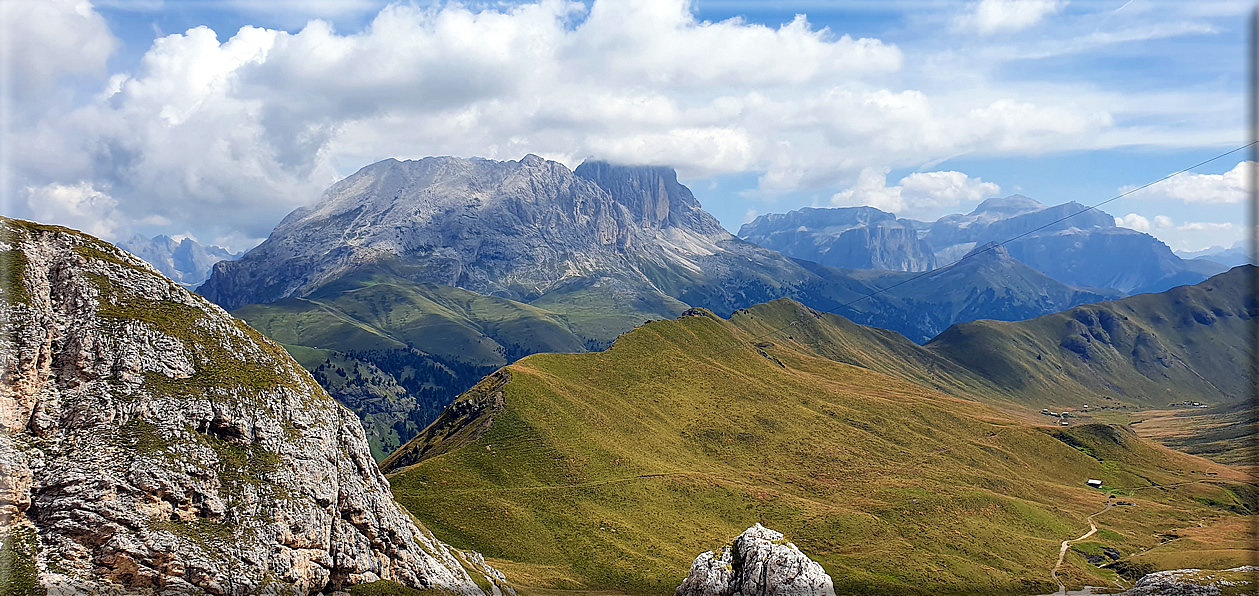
1, 1, 1255, 595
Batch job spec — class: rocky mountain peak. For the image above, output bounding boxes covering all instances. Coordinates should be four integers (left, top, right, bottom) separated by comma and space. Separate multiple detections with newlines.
118, 234, 241, 288
574, 160, 726, 234
738, 206, 897, 237
0, 217, 504, 594
199, 153, 766, 311
736, 206, 935, 272
970, 194, 1046, 217
519, 153, 547, 166
963, 240, 1011, 261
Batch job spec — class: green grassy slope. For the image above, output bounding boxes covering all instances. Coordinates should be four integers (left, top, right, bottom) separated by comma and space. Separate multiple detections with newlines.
1129, 401, 1259, 469
925, 265, 1254, 409
386, 307, 1252, 595
526, 276, 689, 346
234, 268, 591, 459
239, 268, 588, 364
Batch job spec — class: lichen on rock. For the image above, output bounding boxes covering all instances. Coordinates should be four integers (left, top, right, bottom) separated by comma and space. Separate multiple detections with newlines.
0, 217, 503, 595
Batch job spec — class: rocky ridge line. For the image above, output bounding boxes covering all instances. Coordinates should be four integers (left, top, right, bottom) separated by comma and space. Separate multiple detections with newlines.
0, 218, 508, 595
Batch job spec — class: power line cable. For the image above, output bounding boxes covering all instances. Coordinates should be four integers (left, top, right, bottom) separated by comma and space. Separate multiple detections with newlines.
712, 140, 1258, 356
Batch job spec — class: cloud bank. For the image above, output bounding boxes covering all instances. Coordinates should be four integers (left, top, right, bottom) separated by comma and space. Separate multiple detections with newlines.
0, 0, 1240, 249
1123, 161, 1251, 204
830, 168, 1000, 217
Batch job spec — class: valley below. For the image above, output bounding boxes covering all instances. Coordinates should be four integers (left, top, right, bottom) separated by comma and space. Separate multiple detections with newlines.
380, 301, 1257, 595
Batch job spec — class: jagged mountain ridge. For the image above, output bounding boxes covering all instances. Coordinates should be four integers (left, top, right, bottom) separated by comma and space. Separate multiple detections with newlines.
737, 206, 935, 272
201, 154, 1121, 344
199, 154, 812, 320
1177, 242, 1250, 268
0, 217, 506, 594
925, 264, 1256, 409
940, 199, 1223, 293
199, 155, 1137, 456
739, 195, 1225, 294
118, 234, 241, 288
794, 241, 1119, 343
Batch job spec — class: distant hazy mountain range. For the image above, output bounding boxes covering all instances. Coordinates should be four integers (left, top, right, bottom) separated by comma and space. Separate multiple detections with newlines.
740, 195, 1226, 294
736, 206, 936, 271
199, 156, 1119, 342
1176, 241, 1252, 268
118, 234, 242, 287
200, 156, 1142, 454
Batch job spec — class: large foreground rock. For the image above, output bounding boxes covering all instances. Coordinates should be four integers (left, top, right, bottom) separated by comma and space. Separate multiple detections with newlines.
1118, 566, 1257, 595
0, 218, 505, 594
676, 524, 836, 596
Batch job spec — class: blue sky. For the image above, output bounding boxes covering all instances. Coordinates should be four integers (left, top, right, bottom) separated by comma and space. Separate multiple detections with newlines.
1, 0, 1251, 253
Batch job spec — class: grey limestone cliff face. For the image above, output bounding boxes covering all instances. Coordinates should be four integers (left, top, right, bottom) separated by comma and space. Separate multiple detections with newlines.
738, 207, 935, 272
676, 525, 836, 596
197, 155, 816, 317
0, 218, 504, 594
571, 160, 727, 236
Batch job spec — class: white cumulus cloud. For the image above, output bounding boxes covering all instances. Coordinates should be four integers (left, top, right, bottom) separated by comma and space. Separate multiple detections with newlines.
1115, 213, 1243, 252
1123, 161, 1251, 204
1115, 213, 1151, 232
0, 0, 117, 100
1177, 221, 1233, 232
956, 0, 1067, 35
24, 182, 124, 240
830, 168, 1000, 217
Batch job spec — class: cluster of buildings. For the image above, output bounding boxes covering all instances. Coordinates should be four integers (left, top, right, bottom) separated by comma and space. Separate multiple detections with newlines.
1041, 405, 1089, 426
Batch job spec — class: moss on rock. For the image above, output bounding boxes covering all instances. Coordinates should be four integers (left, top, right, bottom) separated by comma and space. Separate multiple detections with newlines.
0, 250, 29, 306
0, 527, 46, 596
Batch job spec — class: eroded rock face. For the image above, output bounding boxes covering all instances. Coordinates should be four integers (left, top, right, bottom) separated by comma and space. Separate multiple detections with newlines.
676, 524, 836, 596
0, 218, 504, 594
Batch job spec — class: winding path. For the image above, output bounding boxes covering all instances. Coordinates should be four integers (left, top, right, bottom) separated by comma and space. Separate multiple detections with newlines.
1050, 501, 1113, 593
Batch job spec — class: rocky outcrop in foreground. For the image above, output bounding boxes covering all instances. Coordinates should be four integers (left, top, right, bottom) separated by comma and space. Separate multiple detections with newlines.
0, 217, 505, 594
1118, 566, 1256, 595
676, 524, 836, 596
